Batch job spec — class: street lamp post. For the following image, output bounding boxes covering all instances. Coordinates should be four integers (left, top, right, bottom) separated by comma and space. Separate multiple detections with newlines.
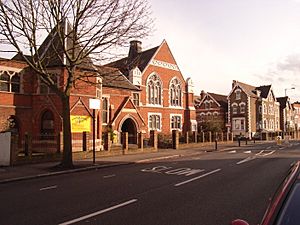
285, 87, 295, 96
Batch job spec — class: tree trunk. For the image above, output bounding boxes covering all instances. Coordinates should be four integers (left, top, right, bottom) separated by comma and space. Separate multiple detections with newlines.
61, 95, 73, 168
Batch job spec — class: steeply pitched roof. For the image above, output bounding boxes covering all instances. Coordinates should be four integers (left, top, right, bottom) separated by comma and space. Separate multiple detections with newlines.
97, 66, 140, 91
235, 81, 257, 97
35, 20, 94, 70
277, 97, 288, 108
255, 85, 271, 98
106, 46, 159, 77
208, 92, 228, 108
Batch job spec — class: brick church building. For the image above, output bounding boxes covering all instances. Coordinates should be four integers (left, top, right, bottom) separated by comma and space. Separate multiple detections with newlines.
0, 36, 196, 151
104, 40, 197, 144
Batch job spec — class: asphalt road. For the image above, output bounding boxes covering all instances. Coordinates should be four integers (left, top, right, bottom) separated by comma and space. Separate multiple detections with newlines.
1, 141, 300, 225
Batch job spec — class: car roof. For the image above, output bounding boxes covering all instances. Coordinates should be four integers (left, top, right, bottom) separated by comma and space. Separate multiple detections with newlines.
260, 161, 300, 225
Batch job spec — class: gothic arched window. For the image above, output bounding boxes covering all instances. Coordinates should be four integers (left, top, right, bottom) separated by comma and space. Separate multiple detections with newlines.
0, 71, 20, 93
147, 74, 162, 105
169, 78, 182, 106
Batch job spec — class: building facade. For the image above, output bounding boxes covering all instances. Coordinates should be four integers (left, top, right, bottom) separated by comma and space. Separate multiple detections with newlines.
194, 90, 228, 132
106, 40, 196, 141
277, 97, 295, 133
228, 81, 281, 139
0, 59, 101, 151
255, 85, 280, 134
228, 80, 258, 138
292, 102, 300, 131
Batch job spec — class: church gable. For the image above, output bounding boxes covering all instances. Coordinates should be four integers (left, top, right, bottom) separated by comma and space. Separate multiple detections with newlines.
149, 40, 180, 72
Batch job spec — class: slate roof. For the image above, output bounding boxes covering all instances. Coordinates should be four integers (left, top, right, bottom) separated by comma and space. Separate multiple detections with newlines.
33, 20, 94, 70
255, 85, 271, 98
106, 46, 159, 77
235, 81, 257, 97
208, 92, 228, 108
277, 97, 288, 109
97, 66, 140, 91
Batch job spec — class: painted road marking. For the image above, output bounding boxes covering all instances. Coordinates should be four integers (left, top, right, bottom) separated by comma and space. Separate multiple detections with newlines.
260, 150, 276, 156
236, 156, 256, 165
266, 146, 272, 150
256, 150, 276, 157
103, 174, 116, 179
228, 150, 237, 154
39, 185, 57, 191
136, 155, 181, 163
237, 150, 276, 165
174, 169, 221, 187
59, 199, 138, 225
243, 151, 251, 154
141, 166, 204, 177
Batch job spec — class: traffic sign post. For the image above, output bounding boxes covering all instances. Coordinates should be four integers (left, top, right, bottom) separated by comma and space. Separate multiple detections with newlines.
89, 99, 100, 164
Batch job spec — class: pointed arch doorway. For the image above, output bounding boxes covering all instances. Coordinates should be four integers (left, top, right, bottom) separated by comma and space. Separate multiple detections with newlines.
120, 118, 137, 144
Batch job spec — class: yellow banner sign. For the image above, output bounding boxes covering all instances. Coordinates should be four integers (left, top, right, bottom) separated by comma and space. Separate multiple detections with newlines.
70, 115, 91, 133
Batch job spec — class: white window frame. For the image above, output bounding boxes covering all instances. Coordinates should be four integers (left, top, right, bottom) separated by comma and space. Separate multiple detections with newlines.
239, 102, 246, 114
146, 73, 163, 106
235, 89, 241, 100
0, 70, 21, 93
148, 113, 162, 131
170, 114, 182, 131
169, 77, 182, 107
232, 103, 238, 114
232, 118, 246, 131
102, 96, 109, 125
132, 92, 140, 107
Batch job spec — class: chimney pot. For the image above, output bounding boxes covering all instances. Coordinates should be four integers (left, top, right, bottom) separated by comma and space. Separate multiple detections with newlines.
128, 40, 142, 60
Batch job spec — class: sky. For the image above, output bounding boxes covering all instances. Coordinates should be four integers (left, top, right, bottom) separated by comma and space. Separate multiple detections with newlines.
144, 0, 300, 101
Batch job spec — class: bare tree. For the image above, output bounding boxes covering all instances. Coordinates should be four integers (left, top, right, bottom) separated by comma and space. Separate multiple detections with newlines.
0, 0, 153, 167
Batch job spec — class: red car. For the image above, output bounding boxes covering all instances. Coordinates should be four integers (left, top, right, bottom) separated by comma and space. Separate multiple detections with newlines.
232, 161, 300, 225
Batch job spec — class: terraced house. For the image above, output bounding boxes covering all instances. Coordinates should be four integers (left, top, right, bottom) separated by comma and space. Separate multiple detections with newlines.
277, 97, 295, 133
255, 85, 280, 135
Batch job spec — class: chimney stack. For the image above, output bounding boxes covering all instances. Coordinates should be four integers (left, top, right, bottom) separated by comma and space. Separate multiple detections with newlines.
128, 40, 142, 61
200, 90, 206, 100
232, 80, 237, 89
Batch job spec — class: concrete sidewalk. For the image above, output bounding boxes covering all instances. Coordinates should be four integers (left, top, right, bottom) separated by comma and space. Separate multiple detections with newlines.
0, 141, 244, 184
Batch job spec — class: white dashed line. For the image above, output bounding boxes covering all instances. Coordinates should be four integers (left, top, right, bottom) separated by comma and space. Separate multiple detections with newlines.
59, 199, 138, 225
228, 150, 237, 154
103, 174, 116, 179
174, 169, 221, 187
39, 185, 57, 191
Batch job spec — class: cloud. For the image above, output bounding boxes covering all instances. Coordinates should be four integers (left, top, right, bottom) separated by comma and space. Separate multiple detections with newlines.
277, 54, 300, 72
253, 54, 300, 100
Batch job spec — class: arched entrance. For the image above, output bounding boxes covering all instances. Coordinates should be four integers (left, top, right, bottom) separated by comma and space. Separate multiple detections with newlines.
121, 118, 137, 144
